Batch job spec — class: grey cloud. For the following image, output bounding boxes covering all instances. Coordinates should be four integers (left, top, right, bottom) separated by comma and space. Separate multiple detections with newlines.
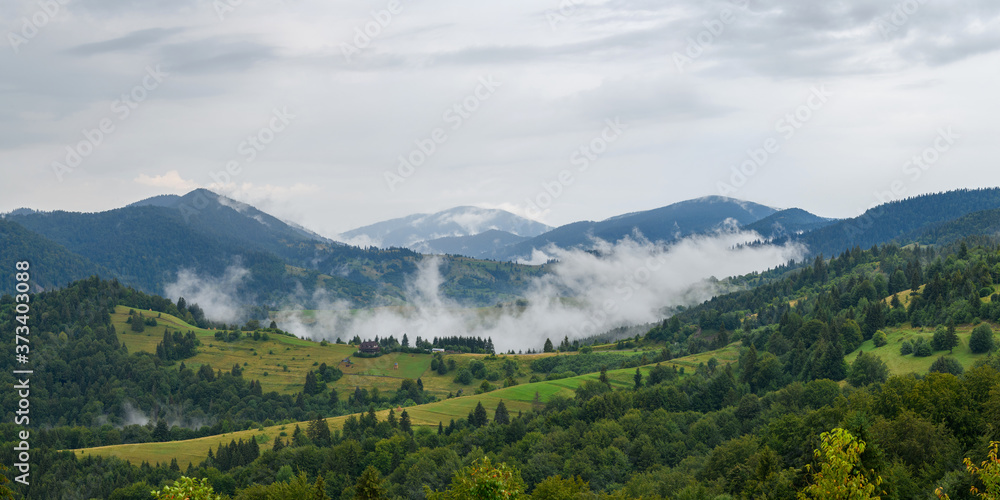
159, 39, 279, 75
685, 0, 1000, 77
66, 27, 185, 56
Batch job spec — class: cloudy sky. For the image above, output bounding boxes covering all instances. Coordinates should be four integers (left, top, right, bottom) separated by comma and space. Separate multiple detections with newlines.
2, 0, 999, 237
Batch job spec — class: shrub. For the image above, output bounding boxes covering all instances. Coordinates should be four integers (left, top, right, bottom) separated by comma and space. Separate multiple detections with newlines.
873, 330, 888, 347
900, 340, 913, 355
454, 368, 473, 385
469, 360, 487, 379
847, 351, 889, 387
929, 356, 964, 375
932, 325, 948, 351
914, 338, 933, 357
970, 324, 996, 354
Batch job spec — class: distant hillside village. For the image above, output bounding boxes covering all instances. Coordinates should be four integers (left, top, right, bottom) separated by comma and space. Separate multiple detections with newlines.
345, 334, 496, 357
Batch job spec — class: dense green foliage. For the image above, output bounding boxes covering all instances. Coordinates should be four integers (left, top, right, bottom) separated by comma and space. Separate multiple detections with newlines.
0, 218, 105, 289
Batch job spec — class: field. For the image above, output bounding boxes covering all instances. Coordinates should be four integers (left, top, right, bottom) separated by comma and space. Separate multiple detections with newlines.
114, 305, 670, 399
114, 305, 357, 394
844, 322, 995, 374
70, 360, 668, 466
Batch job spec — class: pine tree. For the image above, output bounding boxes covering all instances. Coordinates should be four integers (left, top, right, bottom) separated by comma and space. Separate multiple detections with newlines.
543, 338, 554, 353
315, 416, 331, 447
304, 370, 320, 395
314, 475, 329, 500
634, 367, 643, 389
946, 321, 959, 353
153, 419, 170, 442
400, 410, 412, 434
494, 400, 510, 425
354, 466, 386, 500
472, 402, 488, 427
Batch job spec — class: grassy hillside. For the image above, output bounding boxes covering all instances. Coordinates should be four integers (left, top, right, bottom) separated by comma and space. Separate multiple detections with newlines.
70, 361, 668, 466
844, 322, 995, 374
115, 305, 666, 399
69, 339, 716, 466
115, 305, 355, 394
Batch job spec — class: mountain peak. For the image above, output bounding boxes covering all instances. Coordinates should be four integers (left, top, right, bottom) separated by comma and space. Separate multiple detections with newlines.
340, 206, 553, 249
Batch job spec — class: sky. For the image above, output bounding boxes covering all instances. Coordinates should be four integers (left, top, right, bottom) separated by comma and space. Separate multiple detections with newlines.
2, 0, 1000, 238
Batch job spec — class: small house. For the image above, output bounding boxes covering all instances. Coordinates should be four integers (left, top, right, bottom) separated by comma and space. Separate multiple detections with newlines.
359, 341, 380, 354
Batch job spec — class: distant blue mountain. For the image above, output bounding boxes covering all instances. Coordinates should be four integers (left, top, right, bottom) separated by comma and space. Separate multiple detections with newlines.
499, 196, 778, 260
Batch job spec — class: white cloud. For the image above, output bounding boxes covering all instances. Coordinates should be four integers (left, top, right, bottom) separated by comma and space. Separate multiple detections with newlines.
277, 230, 804, 352
164, 265, 251, 324
134, 170, 200, 191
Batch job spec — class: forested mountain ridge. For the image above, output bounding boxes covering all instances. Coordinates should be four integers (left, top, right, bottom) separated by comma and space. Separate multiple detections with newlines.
500, 196, 778, 259
0, 218, 106, 290
4, 190, 545, 308
741, 208, 835, 239
788, 187, 1000, 257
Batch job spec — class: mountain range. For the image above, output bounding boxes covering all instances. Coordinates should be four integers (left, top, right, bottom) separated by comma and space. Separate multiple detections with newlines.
3, 187, 1000, 315
341, 196, 827, 260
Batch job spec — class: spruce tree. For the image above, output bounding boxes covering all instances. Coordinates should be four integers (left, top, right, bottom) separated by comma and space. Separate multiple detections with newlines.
945, 321, 959, 353
473, 402, 488, 427
494, 400, 510, 425
400, 410, 412, 434
354, 466, 386, 500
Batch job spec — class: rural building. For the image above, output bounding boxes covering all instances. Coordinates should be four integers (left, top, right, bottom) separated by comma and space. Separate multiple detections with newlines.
359, 341, 380, 354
